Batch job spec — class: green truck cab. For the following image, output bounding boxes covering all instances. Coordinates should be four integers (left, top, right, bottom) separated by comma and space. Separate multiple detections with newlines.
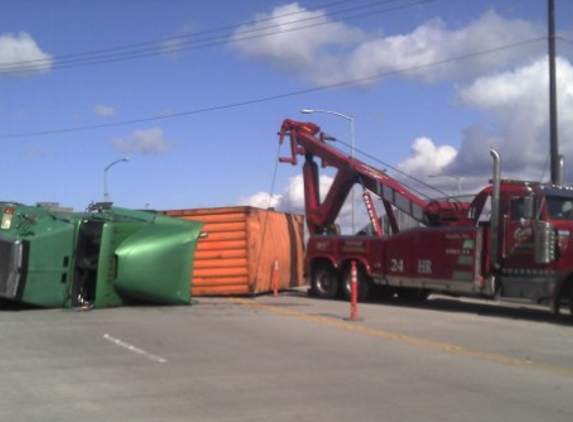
0, 202, 203, 309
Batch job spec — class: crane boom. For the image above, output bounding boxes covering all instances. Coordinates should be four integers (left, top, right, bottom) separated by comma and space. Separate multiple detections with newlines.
278, 119, 428, 234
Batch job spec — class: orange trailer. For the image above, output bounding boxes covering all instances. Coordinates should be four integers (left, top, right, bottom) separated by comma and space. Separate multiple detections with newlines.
164, 206, 305, 296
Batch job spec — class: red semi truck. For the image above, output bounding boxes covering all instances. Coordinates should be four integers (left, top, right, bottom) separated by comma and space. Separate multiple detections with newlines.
278, 119, 573, 317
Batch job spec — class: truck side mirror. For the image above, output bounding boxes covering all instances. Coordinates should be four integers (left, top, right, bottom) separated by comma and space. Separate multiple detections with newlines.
523, 196, 535, 219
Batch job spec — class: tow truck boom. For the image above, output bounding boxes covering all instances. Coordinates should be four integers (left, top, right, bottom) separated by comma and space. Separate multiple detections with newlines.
279, 119, 468, 234
279, 119, 429, 234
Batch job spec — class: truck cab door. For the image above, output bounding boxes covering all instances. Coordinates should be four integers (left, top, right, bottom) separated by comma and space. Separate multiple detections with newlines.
502, 196, 535, 266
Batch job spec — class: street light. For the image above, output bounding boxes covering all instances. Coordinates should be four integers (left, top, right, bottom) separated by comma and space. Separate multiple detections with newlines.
429, 173, 462, 197
104, 157, 130, 202
300, 109, 355, 158
301, 108, 356, 233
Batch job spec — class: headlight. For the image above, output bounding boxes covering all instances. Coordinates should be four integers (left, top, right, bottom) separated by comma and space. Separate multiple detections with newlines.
1, 207, 14, 230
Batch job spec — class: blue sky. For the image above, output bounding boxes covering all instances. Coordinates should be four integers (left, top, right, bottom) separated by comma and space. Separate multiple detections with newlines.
2, 0, 573, 230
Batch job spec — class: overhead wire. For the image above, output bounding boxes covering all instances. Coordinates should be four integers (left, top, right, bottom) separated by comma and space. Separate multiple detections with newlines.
333, 138, 452, 200
0, 0, 435, 74
0, 0, 352, 72
1, 1, 552, 201
10, 0, 357, 66
0, 36, 546, 140
557, 36, 573, 46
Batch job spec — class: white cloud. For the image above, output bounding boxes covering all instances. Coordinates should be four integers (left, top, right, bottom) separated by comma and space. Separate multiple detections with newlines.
111, 127, 173, 154
347, 10, 543, 84
94, 104, 116, 118
448, 57, 573, 181
239, 173, 368, 233
279, 174, 337, 212
237, 191, 281, 209
388, 56, 573, 193
230, 2, 366, 85
397, 137, 457, 177
392, 137, 463, 198
231, 6, 543, 86
239, 174, 334, 214
0, 32, 53, 75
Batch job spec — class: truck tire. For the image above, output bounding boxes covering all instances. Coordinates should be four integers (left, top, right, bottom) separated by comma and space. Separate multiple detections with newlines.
341, 264, 372, 302
311, 262, 339, 299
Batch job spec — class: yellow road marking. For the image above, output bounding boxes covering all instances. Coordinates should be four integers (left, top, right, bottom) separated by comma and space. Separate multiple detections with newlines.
230, 297, 573, 380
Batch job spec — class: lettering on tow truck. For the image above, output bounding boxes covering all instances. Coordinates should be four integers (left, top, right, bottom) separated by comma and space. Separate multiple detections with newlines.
343, 240, 366, 253
445, 248, 472, 256
315, 241, 331, 251
514, 226, 533, 243
445, 234, 461, 240
418, 259, 432, 274
445, 248, 462, 255
390, 258, 404, 273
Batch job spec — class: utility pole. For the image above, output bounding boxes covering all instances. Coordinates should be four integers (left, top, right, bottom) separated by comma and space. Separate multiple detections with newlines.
548, 0, 560, 184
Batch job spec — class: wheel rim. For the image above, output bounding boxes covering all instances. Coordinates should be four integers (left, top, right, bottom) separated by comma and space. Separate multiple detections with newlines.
313, 264, 338, 298
316, 272, 336, 294
342, 266, 370, 301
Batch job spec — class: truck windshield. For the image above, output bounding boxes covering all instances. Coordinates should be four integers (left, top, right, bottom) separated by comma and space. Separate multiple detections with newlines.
546, 196, 573, 220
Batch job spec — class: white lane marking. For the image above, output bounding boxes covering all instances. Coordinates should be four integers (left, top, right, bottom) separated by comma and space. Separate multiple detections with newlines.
103, 333, 168, 364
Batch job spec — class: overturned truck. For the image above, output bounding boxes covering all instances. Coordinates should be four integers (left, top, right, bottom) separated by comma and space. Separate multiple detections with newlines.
0, 202, 203, 309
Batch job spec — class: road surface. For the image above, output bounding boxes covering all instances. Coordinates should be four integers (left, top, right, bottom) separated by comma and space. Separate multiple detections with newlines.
1, 292, 572, 421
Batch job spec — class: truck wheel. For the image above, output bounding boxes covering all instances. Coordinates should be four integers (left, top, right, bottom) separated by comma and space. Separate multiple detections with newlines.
341, 265, 372, 302
311, 263, 339, 299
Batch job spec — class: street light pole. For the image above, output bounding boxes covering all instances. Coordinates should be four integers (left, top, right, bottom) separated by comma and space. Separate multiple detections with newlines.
104, 157, 130, 203
301, 108, 356, 233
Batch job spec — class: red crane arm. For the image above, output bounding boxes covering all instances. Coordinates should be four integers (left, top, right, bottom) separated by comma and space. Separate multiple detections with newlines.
278, 119, 429, 234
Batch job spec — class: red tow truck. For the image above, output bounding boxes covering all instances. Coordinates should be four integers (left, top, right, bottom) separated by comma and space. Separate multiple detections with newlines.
278, 118, 573, 317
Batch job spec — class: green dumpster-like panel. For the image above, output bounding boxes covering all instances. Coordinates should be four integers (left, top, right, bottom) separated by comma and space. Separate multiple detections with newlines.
113, 217, 203, 304
0, 205, 76, 308
21, 224, 75, 308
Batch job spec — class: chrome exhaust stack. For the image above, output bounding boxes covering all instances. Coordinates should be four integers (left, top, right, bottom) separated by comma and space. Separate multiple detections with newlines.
489, 148, 501, 270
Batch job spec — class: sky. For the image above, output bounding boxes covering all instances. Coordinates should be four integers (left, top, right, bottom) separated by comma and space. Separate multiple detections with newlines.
2, 0, 573, 232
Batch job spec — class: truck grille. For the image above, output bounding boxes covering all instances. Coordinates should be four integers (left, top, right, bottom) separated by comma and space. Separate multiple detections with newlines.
0, 236, 24, 299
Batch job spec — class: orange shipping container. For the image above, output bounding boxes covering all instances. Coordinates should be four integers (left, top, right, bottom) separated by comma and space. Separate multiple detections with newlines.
163, 206, 305, 296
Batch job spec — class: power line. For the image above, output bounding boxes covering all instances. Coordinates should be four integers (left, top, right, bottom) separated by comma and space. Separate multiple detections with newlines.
0, 0, 435, 74
557, 36, 573, 46
0, 36, 545, 140
334, 137, 450, 200
1, 0, 427, 73
1, 0, 353, 71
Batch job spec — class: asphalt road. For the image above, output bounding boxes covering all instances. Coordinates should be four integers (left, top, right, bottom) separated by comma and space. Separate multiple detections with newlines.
1, 292, 573, 422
